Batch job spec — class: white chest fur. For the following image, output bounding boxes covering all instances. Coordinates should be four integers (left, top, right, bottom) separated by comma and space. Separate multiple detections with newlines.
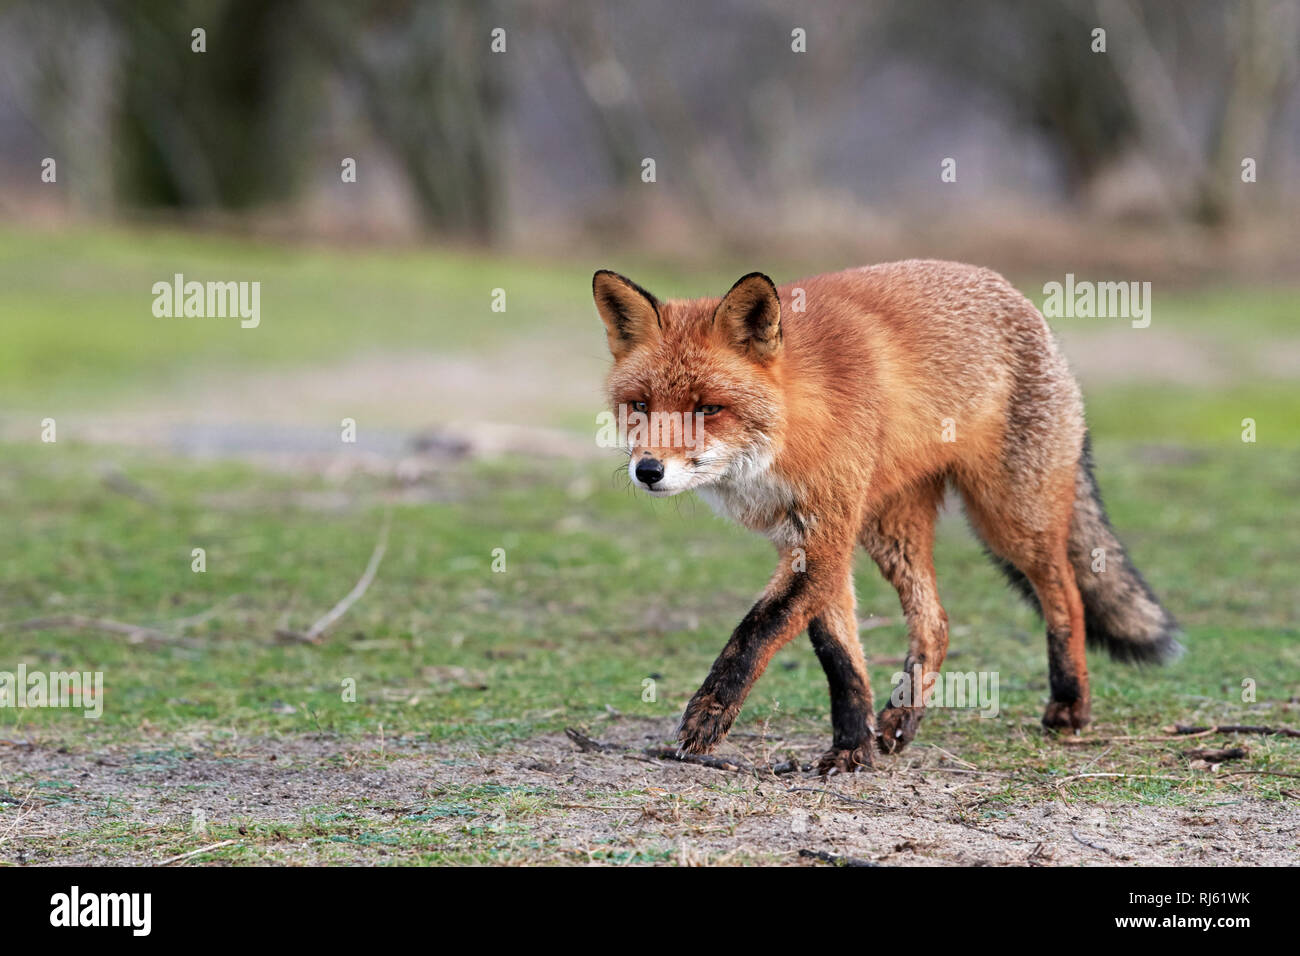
695, 451, 811, 547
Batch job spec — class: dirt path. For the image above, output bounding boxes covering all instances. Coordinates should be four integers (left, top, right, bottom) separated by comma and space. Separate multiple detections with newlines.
3, 723, 1294, 866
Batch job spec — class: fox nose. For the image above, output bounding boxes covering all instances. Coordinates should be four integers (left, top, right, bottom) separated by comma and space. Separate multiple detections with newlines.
635, 457, 665, 486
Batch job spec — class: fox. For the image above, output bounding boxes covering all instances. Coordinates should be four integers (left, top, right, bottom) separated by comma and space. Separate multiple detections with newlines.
593, 260, 1181, 773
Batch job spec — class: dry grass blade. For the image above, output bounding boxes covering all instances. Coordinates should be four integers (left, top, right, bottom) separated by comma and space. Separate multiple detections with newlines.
156, 840, 238, 866
275, 509, 392, 643
15, 615, 190, 647
0, 790, 37, 846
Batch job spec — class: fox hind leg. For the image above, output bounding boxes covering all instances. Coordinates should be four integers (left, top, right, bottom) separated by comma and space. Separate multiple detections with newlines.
960, 467, 1091, 732
1036, 556, 1091, 732
860, 477, 948, 754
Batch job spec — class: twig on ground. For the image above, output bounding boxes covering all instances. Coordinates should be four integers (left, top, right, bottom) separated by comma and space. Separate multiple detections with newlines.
1186, 746, 1248, 763
1055, 771, 1188, 785
1218, 769, 1300, 780
607, 738, 802, 774
799, 848, 880, 867
157, 840, 238, 866
565, 728, 620, 753
14, 615, 191, 647
785, 786, 887, 808
643, 747, 752, 772
1070, 829, 1123, 858
1069, 728, 1217, 743
275, 510, 391, 643
1174, 723, 1300, 738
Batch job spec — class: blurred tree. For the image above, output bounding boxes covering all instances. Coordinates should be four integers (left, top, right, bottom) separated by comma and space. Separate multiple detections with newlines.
1207, 0, 1300, 223
889, 0, 1139, 197
112, 0, 318, 210
1102, 0, 1299, 225
893, 0, 1300, 225
4, 0, 1296, 239
306, 0, 507, 240
0, 1, 118, 212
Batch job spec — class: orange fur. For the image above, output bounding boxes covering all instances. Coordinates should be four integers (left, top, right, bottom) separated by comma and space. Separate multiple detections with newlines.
593, 261, 1177, 769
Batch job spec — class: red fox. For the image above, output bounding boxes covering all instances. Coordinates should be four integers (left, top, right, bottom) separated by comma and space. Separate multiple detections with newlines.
593, 261, 1181, 773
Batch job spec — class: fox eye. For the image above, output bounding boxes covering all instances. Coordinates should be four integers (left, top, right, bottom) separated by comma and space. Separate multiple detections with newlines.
697, 404, 724, 416
631, 401, 649, 413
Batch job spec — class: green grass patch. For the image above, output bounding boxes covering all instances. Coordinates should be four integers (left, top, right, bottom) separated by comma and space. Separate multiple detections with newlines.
2, 439, 1295, 782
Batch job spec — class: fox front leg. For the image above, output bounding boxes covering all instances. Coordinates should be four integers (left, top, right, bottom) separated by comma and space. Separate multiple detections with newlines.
676, 547, 846, 756
808, 588, 876, 773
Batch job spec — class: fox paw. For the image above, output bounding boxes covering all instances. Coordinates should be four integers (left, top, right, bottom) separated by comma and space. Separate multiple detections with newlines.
676, 693, 736, 755
876, 705, 925, 754
816, 743, 876, 775
1042, 697, 1091, 733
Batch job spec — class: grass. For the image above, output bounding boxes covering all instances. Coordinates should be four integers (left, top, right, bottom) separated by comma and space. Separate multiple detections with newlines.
5, 224, 1299, 438
2, 438, 1296, 767
1, 225, 1297, 864
0, 225, 695, 415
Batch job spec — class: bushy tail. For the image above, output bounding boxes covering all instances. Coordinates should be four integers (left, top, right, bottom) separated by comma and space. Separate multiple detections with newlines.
991, 433, 1183, 664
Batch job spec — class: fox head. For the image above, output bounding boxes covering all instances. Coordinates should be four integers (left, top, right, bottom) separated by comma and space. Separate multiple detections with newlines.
593, 269, 785, 497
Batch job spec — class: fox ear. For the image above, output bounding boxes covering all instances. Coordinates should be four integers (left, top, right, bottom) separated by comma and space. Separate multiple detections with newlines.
593, 270, 661, 359
713, 272, 781, 362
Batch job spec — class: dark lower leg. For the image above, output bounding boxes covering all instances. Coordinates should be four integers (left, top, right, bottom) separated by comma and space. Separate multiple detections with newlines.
1036, 561, 1091, 732
677, 548, 846, 755
808, 592, 875, 771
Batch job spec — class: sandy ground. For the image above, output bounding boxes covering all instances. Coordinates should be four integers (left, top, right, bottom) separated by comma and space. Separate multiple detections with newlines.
3, 721, 1295, 866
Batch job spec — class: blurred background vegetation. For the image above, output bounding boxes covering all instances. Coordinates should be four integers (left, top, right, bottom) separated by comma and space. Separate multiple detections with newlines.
1, 0, 1297, 439
3, 0, 1300, 258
